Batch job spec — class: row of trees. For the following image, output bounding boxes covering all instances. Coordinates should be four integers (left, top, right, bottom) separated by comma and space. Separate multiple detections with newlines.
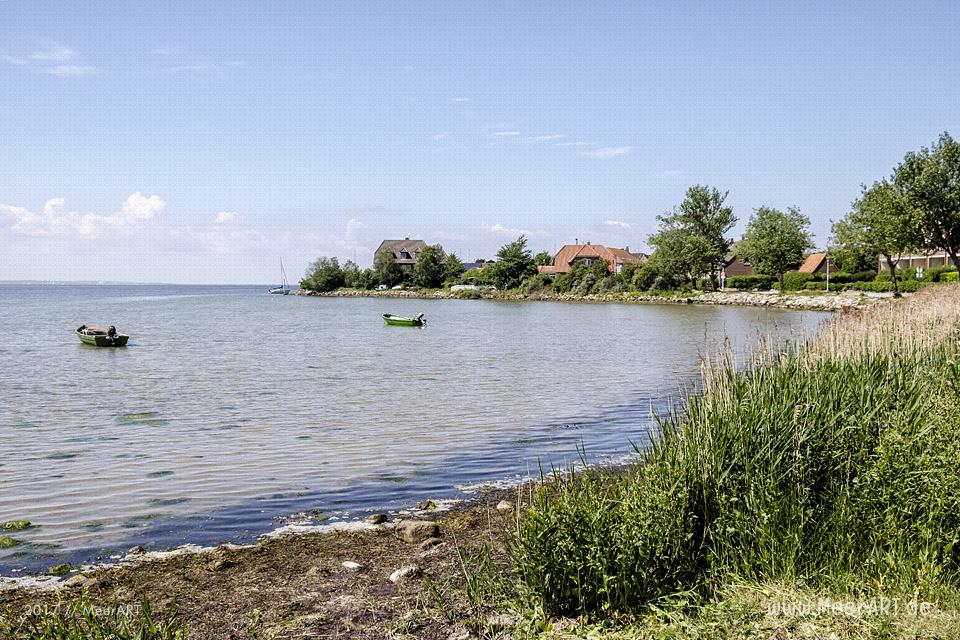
833, 132, 960, 293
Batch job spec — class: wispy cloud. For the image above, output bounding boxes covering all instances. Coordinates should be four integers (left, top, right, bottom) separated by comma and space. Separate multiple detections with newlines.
489, 223, 550, 238
582, 146, 632, 158
493, 131, 520, 137
3, 42, 97, 76
527, 134, 565, 143
556, 141, 590, 147
451, 97, 470, 102
604, 220, 632, 228
215, 211, 239, 224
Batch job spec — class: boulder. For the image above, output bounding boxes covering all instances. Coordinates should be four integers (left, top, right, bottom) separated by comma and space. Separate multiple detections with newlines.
396, 519, 439, 544
495, 500, 513, 512
364, 513, 388, 525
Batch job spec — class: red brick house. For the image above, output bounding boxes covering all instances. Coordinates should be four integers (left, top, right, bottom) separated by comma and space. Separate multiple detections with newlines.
538, 243, 642, 275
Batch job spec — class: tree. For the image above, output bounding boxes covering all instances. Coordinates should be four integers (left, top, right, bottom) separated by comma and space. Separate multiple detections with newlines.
827, 241, 877, 274
444, 253, 465, 284
832, 181, 918, 293
533, 251, 553, 266
413, 244, 446, 288
488, 235, 537, 289
894, 132, 960, 270
653, 185, 736, 289
647, 227, 714, 287
375, 249, 404, 287
302, 256, 345, 292
341, 260, 361, 289
355, 268, 378, 290
737, 207, 813, 291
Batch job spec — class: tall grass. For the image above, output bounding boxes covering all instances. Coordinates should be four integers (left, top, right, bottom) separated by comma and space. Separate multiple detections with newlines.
511, 286, 960, 618
0, 596, 186, 640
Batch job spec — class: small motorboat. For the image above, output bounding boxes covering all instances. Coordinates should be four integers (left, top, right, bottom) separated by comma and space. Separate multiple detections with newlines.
383, 313, 425, 327
76, 324, 129, 347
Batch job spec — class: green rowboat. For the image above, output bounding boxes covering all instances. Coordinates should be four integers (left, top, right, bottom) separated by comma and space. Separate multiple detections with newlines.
383, 313, 425, 327
76, 325, 129, 347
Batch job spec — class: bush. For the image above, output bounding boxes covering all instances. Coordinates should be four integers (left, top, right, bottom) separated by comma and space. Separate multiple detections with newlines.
851, 281, 893, 292
520, 274, 554, 295
804, 281, 827, 291
923, 265, 959, 282
726, 275, 773, 290
782, 271, 816, 290
631, 264, 658, 292
943, 271, 959, 282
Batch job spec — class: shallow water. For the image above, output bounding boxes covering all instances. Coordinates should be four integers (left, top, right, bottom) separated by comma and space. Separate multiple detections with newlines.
0, 284, 828, 573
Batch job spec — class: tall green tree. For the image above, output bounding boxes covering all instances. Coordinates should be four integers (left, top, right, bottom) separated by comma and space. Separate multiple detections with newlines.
489, 235, 537, 289
341, 259, 361, 289
443, 252, 465, 284
533, 251, 553, 266
653, 185, 737, 289
738, 206, 813, 291
301, 256, 345, 292
894, 132, 960, 270
375, 248, 404, 287
412, 244, 446, 288
832, 181, 918, 293
647, 227, 714, 287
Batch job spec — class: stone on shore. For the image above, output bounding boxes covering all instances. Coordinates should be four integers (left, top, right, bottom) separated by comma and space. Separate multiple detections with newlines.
127, 545, 147, 555
495, 500, 513, 512
63, 574, 97, 589
341, 561, 362, 571
389, 565, 421, 583
364, 513, 388, 525
396, 519, 440, 544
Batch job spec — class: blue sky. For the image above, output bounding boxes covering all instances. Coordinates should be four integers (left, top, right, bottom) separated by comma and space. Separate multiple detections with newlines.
1, 1, 958, 283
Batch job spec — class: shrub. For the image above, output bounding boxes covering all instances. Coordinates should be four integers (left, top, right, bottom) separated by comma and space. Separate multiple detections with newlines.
782, 271, 816, 290
923, 265, 959, 282
943, 271, 959, 282
631, 264, 658, 292
520, 274, 554, 295
851, 281, 893, 292
804, 281, 827, 291
726, 275, 773, 290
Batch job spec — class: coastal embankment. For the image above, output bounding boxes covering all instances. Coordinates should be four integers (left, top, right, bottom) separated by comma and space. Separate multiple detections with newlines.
3, 287, 959, 639
299, 287, 881, 312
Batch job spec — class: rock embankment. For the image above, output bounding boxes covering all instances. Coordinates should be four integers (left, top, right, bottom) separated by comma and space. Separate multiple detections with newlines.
299, 287, 882, 312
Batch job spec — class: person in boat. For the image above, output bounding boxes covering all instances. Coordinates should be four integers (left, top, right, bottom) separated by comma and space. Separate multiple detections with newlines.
416, 313, 425, 324
107, 325, 117, 339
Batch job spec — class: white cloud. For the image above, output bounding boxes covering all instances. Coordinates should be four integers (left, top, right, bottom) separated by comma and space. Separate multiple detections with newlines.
451, 97, 470, 102
46, 64, 96, 77
604, 220, 632, 228
29, 43, 75, 63
0, 193, 165, 236
489, 223, 550, 238
528, 134, 565, 143
493, 131, 520, 137
3, 42, 96, 76
556, 141, 590, 147
582, 146, 632, 158
215, 211, 239, 224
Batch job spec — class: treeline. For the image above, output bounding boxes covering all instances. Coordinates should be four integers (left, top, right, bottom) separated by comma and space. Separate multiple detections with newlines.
302, 132, 960, 297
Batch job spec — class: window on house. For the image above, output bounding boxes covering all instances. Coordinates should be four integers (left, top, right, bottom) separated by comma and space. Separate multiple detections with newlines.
400, 251, 411, 259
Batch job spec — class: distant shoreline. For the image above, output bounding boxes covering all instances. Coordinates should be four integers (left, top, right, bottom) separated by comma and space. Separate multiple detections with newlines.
298, 287, 885, 312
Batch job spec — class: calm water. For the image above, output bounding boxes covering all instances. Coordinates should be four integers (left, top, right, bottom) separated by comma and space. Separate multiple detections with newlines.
0, 284, 828, 574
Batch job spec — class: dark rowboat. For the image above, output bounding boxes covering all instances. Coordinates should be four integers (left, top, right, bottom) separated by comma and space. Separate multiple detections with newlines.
383, 314, 425, 327
76, 325, 129, 347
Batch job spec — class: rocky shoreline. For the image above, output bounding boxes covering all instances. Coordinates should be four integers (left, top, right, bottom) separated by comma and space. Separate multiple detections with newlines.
0, 490, 521, 639
298, 287, 884, 312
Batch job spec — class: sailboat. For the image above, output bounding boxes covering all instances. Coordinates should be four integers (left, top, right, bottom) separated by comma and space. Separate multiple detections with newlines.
268, 259, 291, 295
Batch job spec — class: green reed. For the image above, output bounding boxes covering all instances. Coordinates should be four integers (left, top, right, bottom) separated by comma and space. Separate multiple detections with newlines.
511, 286, 960, 618
0, 596, 186, 640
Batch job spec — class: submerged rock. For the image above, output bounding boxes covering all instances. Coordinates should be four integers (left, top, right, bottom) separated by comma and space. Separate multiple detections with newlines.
1, 520, 31, 531
396, 519, 439, 544
417, 500, 437, 511
0, 536, 21, 549
47, 563, 74, 577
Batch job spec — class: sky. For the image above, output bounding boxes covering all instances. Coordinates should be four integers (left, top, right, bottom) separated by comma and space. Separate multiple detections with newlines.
1, 1, 959, 284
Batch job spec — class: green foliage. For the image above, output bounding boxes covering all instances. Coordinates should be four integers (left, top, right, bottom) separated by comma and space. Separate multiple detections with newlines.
738, 206, 813, 290
781, 271, 816, 291
895, 131, 960, 269
553, 259, 617, 295
828, 242, 878, 274
413, 244, 446, 288
0, 596, 187, 639
301, 256, 345, 292
340, 260, 361, 288
533, 251, 553, 267
630, 263, 658, 292
374, 248, 404, 288
651, 185, 737, 288
488, 236, 537, 289
443, 253, 465, 284
923, 265, 959, 282
725, 275, 773, 291
943, 271, 959, 282
459, 267, 497, 286
512, 291, 960, 618
520, 274, 553, 295
354, 268, 378, 290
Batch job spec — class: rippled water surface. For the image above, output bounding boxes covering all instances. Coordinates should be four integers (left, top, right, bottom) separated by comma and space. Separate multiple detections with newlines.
0, 284, 828, 573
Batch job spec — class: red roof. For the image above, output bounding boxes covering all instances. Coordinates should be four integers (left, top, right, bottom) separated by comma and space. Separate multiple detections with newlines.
537, 244, 640, 275
799, 252, 827, 273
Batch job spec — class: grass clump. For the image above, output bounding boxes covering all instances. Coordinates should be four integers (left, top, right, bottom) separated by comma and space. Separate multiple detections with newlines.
511, 286, 960, 621
0, 596, 186, 639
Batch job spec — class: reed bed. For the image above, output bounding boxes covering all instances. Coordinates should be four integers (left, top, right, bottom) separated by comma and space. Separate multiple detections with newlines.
511, 286, 960, 619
